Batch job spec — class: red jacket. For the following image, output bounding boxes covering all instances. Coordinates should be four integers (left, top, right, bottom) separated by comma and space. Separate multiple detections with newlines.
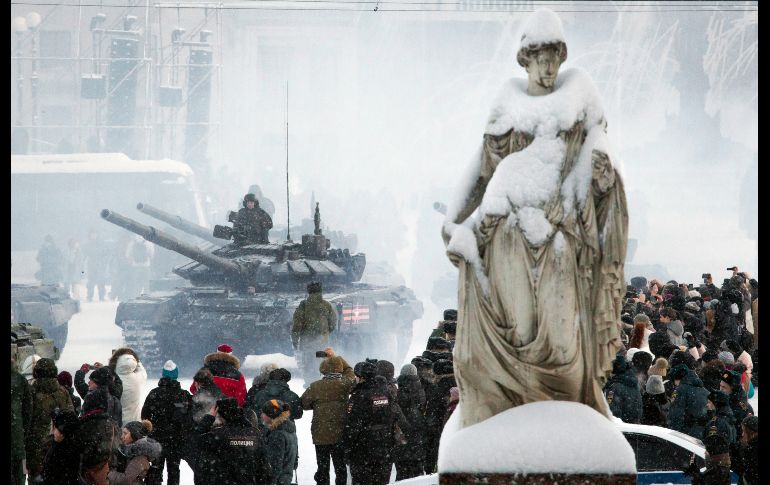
190, 352, 247, 407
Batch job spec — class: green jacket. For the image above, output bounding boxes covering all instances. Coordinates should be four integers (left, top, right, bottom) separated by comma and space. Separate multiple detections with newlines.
292, 294, 337, 348
26, 377, 74, 474
11, 367, 32, 461
300, 358, 356, 445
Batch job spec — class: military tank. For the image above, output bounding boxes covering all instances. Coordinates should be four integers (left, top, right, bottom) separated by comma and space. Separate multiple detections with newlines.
11, 323, 60, 370
101, 206, 423, 374
11, 284, 79, 354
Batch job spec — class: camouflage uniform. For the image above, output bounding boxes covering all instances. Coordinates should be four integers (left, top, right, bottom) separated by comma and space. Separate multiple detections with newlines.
233, 194, 273, 245
292, 290, 337, 386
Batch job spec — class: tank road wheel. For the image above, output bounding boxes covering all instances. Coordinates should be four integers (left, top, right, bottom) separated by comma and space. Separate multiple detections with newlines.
48, 323, 69, 355
122, 320, 163, 376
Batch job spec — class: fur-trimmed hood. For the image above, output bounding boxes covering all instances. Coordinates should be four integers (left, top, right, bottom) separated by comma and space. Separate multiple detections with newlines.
204, 351, 240, 370
109, 348, 140, 370
123, 436, 162, 461
267, 410, 293, 432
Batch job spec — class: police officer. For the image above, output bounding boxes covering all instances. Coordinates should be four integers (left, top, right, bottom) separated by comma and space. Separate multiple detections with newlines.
342, 361, 399, 485
292, 282, 337, 387
233, 193, 273, 246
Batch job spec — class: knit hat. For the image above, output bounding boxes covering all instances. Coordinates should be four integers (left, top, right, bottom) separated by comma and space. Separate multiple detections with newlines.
427, 336, 451, 351
443, 309, 457, 321
123, 420, 152, 441
319, 356, 344, 375
645, 375, 665, 395
57, 370, 73, 389
33, 358, 58, 379
742, 416, 758, 433
217, 344, 233, 354
400, 364, 418, 377
433, 359, 454, 376
443, 320, 457, 335
376, 360, 395, 381
411, 356, 433, 370
89, 366, 113, 387
703, 434, 729, 456
51, 408, 80, 436
720, 370, 741, 391
217, 397, 243, 422
262, 399, 289, 419
162, 360, 178, 380
354, 361, 377, 379
648, 358, 668, 377
669, 364, 689, 381
708, 390, 730, 408
269, 368, 292, 382
718, 351, 735, 366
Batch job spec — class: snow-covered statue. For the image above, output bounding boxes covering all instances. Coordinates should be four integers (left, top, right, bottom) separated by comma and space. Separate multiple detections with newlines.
442, 9, 628, 429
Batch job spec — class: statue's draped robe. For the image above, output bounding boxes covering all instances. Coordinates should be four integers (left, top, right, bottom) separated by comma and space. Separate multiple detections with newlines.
451, 76, 628, 429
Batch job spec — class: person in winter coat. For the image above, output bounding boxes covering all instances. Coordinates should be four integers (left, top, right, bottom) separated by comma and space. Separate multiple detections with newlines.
719, 370, 754, 441
683, 435, 732, 485
627, 349, 653, 390
641, 374, 668, 427
194, 397, 273, 485
192, 344, 247, 406
141, 360, 191, 485
648, 331, 682, 362
667, 364, 709, 439
57, 371, 82, 415
376, 360, 399, 399
41, 408, 82, 485
300, 353, 356, 485
26, 358, 75, 482
700, 358, 726, 393
628, 315, 655, 353
721, 339, 753, 384
729, 416, 758, 485
11, 361, 32, 485
109, 348, 147, 424
292, 282, 337, 386
246, 368, 303, 421
252, 363, 280, 394
342, 361, 400, 485
604, 354, 643, 424
660, 308, 687, 347
703, 390, 736, 444
108, 420, 163, 485
261, 400, 299, 485
424, 359, 456, 474
77, 376, 122, 485
74, 361, 124, 402
393, 364, 426, 481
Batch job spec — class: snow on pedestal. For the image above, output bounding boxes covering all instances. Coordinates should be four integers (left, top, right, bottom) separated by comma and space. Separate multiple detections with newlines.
438, 401, 636, 484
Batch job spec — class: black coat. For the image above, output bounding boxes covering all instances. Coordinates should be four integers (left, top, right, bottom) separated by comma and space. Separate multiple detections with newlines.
245, 379, 304, 422
667, 370, 709, 439
730, 438, 758, 485
393, 374, 426, 463
41, 436, 82, 485
76, 410, 121, 469
141, 377, 191, 449
605, 368, 643, 424
641, 392, 668, 427
425, 375, 456, 436
702, 405, 736, 444
74, 368, 123, 401
194, 414, 273, 485
342, 376, 399, 463
689, 461, 732, 485
727, 388, 754, 440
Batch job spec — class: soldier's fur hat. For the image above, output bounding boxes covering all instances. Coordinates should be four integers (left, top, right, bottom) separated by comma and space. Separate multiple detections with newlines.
307, 281, 322, 294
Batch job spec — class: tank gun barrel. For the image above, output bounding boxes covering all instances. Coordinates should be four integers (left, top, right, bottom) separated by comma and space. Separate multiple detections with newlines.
136, 202, 221, 245
101, 209, 242, 275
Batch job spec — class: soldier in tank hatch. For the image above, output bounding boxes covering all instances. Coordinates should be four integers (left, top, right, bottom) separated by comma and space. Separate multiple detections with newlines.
233, 193, 273, 246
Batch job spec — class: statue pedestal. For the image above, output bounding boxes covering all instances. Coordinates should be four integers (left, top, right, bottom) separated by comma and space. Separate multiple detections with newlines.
438, 401, 637, 485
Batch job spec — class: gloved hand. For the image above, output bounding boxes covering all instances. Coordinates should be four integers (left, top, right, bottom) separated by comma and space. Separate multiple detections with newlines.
80, 363, 91, 374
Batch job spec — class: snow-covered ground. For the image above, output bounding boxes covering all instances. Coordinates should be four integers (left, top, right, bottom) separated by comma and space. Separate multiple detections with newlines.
58, 299, 435, 484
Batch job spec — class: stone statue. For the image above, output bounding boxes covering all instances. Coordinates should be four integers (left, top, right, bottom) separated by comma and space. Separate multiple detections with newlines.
442, 9, 628, 429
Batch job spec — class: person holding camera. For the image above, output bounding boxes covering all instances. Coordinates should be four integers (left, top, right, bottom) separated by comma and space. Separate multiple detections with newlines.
292, 281, 338, 387
300, 349, 355, 485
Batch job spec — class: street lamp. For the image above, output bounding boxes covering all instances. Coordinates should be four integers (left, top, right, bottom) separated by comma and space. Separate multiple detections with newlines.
12, 16, 27, 126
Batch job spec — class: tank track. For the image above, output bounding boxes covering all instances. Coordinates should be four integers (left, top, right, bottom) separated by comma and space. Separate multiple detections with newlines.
121, 320, 163, 375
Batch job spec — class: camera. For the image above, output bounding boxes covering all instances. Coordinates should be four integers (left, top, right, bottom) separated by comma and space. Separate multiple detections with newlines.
726, 267, 738, 272
315, 350, 328, 358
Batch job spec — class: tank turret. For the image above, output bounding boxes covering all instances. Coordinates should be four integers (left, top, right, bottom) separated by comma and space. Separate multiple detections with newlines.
11, 323, 59, 367
136, 202, 221, 245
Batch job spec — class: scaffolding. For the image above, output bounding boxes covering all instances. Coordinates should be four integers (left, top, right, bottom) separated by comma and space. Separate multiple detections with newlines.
10, 1, 224, 167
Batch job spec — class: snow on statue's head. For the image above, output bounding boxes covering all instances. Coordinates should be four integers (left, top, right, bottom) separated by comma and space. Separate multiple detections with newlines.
516, 9, 568, 92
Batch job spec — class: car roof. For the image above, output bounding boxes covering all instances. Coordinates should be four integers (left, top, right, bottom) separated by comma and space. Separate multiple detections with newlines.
614, 419, 706, 456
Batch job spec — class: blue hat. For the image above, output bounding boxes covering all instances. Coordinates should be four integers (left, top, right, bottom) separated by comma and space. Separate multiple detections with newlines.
162, 360, 178, 380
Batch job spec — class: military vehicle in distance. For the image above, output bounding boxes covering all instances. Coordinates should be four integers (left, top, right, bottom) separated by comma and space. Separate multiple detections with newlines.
11, 323, 60, 368
101, 206, 423, 374
11, 284, 79, 354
